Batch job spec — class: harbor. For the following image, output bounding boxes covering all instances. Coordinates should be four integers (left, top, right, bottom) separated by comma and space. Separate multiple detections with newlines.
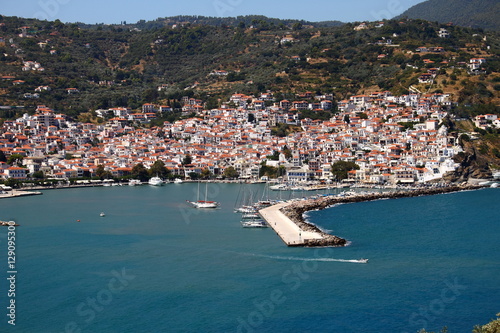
259, 183, 485, 247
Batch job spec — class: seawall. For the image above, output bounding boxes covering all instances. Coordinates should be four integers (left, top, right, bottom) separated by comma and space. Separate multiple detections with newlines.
261, 184, 484, 247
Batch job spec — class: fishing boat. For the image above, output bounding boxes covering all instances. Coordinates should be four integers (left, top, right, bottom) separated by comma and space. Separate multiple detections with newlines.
187, 182, 219, 209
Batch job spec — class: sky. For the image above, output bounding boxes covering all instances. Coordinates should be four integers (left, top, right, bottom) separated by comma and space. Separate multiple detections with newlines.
2, 0, 426, 24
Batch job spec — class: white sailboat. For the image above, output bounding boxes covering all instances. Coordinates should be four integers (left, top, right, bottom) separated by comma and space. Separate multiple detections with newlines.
187, 182, 219, 209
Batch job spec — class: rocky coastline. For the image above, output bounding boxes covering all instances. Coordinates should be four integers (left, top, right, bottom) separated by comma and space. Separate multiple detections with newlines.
279, 184, 485, 247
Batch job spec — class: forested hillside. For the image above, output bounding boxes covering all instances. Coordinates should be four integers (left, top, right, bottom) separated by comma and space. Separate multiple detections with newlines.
398, 0, 500, 31
0, 14, 498, 121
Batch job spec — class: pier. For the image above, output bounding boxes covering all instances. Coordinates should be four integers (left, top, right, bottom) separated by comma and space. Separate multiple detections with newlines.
0, 190, 43, 199
259, 184, 485, 247
259, 202, 332, 247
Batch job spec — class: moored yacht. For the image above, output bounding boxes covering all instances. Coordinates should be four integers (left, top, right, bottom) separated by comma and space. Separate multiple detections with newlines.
187, 182, 219, 208
128, 179, 142, 186
148, 176, 164, 186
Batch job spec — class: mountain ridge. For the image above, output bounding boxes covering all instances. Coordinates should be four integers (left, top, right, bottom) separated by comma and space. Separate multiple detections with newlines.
397, 0, 500, 31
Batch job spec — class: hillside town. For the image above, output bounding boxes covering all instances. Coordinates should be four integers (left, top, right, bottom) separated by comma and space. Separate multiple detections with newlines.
3, 88, 493, 186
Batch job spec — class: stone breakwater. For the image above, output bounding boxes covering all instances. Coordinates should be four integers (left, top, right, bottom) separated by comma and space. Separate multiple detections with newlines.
279, 184, 484, 247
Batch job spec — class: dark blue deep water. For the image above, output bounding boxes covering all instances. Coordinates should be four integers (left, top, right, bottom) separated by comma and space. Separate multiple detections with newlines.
0, 184, 498, 332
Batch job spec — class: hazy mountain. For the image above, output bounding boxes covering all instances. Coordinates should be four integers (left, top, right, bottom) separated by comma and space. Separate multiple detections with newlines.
397, 0, 500, 30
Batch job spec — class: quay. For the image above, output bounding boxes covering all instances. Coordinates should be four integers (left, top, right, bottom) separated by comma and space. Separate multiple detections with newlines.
259, 202, 325, 246
259, 184, 485, 247
0, 190, 43, 199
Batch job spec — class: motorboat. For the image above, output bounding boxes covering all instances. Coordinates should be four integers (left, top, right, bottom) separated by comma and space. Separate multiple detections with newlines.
100, 212, 105, 217
241, 220, 268, 228
269, 184, 288, 191
128, 179, 142, 186
234, 206, 256, 214
148, 176, 164, 186
173, 178, 183, 184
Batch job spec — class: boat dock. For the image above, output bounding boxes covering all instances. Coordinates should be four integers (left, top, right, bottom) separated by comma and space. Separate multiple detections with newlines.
0, 190, 43, 199
259, 202, 324, 246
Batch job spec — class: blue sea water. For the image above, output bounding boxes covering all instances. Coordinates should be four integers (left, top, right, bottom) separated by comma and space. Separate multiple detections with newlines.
0, 184, 499, 333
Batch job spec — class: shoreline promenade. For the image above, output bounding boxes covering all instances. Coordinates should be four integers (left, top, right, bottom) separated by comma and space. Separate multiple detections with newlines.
0, 190, 42, 199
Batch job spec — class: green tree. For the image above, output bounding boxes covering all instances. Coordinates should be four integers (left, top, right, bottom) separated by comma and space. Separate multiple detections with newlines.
32, 171, 45, 179
188, 172, 200, 180
331, 160, 359, 181
200, 168, 212, 179
4, 178, 19, 189
149, 160, 170, 179
473, 313, 500, 333
282, 145, 292, 160
267, 151, 280, 161
223, 166, 239, 179
0, 150, 6, 163
182, 154, 192, 166
96, 164, 113, 180
132, 163, 149, 181
7, 154, 24, 166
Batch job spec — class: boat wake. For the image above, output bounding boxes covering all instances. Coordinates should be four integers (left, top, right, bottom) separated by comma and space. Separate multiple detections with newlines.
248, 253, 368, 263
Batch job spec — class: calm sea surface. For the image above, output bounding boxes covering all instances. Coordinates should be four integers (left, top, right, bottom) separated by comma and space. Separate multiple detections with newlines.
0, 184, 498, 333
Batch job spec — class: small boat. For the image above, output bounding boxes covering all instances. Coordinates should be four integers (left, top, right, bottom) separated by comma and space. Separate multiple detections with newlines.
241, 220, 268, 228
269, 184, 288, 191
102, 179, 114, 187
148, 176, 164, 186
128, 179, 142, 186
234, 206, 256, 214
173, 178, 183, 184
241, 213, 261, 219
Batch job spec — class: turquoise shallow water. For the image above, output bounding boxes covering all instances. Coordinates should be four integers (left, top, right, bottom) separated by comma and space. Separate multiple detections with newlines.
0, 184, 499, 333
